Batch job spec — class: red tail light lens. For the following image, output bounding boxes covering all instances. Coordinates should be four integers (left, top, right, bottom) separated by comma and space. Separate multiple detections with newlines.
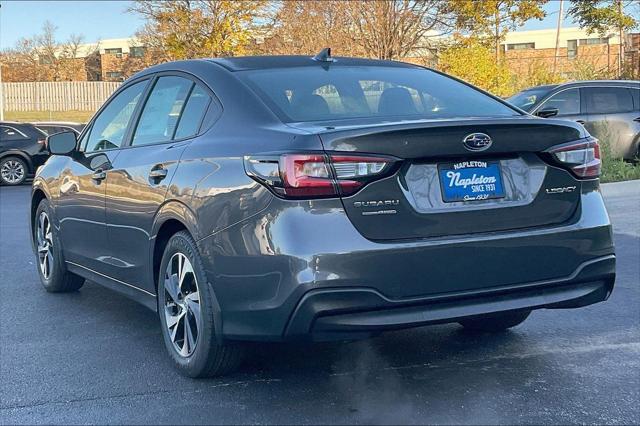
245, 153, 395, 199
548, 137, 601, 178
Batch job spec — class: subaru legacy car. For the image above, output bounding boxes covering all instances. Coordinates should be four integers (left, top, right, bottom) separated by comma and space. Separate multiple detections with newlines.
508, 80, 640, 160
33, 53, 615, 377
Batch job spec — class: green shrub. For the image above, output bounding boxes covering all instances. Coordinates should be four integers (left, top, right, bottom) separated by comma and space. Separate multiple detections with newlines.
599, 136, 640, 183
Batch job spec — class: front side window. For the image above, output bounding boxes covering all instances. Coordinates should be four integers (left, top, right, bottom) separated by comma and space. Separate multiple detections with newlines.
584, 87, 635, 114
239, 66, 519, 123
507, 88, 552, 111
131, 76, 193, 146
83, 80, 148, 152
540, 88, 581, 116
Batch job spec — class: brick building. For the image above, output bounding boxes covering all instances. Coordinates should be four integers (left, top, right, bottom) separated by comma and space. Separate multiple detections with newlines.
500, 27, 636, 78
2, 29, 638, 83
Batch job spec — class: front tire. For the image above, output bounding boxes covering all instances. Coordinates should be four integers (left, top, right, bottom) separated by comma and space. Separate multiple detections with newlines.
458, 310, 531, 332
0, 156, 28, 185
158, 231, 244, 378
34, 199, 85, 292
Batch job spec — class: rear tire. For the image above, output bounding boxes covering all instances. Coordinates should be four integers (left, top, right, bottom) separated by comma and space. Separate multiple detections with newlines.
0, 156, 28, 185
158, 230, 244, 378
458, 310, 531, 332
34, 199, 85, 292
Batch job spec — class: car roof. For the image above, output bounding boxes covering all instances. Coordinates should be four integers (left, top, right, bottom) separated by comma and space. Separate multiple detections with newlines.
526, 80, 640, 92
32, 121, 84, 126
207, 55, 422, 72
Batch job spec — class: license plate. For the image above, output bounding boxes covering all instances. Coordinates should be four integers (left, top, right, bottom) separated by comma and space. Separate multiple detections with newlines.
438, 161, 505, 203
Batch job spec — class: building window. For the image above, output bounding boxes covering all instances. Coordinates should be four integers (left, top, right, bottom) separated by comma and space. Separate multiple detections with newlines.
506, 42, 535, 51
579, 38, 608, 45
106, 71, 124, 80
38, 55, 55, 65
567, 40, 577, 58
130, 46, 145, 58
104, 48, 123, 58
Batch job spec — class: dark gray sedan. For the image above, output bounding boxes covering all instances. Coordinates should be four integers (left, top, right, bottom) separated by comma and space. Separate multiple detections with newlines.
509, 80, 640, 160
32, 53, 615, 377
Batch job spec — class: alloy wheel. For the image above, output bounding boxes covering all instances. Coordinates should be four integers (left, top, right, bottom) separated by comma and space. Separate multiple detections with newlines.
163, 253, 201, 357
36, 212, 53, 280
1, 159, 25, 184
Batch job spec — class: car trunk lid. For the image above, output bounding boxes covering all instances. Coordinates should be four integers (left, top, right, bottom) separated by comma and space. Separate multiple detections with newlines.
311, 117, 586, 240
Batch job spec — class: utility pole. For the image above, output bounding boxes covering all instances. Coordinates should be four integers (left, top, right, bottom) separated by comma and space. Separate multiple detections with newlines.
617, 0, 624, 77
553, 0, 564, 74
0, 1, 4, 121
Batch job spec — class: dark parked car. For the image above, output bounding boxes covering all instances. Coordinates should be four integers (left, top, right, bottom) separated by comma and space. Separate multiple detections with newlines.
32, 54, 615, 377
0, 121, 48, 185
33, 121, 85, 137
508, 80, 640, 160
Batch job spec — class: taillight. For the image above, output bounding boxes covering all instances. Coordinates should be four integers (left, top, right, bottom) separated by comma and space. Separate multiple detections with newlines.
548, 137, 601, 178
245, 153, 395, 199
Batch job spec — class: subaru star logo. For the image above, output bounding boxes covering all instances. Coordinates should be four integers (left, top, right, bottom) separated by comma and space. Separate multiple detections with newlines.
463, 133, 493, 151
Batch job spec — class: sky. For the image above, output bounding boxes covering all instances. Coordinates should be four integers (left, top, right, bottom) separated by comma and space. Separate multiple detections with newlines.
0, 0, 594, 50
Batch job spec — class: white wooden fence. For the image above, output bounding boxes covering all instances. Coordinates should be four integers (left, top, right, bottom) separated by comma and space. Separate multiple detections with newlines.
1, 81, 121, 112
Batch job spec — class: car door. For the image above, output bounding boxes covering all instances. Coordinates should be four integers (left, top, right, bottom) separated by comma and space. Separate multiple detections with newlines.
103, 74, 213, 292
583, 86, 638, 159
55, 79, 149, 273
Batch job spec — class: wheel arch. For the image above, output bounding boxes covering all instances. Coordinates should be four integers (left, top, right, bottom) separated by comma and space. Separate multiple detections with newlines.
150, 202, 225, 342
150, 200, 200, 292
30, 186, 49, 251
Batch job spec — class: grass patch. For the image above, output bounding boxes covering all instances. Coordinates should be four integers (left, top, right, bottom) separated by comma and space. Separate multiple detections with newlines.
4, 110, 94, 123
601, 157, 640, 183
600, 138, 640, 183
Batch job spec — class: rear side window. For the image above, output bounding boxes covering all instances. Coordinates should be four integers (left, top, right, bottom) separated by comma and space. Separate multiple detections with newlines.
540, 88, 581, 116
174, 85, 211, 139
1, 126, 27, 141
239, 66, 518, 122
584, 87, 635, 114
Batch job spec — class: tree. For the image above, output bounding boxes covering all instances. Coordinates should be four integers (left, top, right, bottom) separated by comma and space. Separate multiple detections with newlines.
1, 21, 98, 82
566, 0, 639, 75
259, 1, 364, 57
346, 0, 453, 60
437, 37, 515, 96
128, 0, 268, 61
448, 0, 548, 61
567, 0, 638, 35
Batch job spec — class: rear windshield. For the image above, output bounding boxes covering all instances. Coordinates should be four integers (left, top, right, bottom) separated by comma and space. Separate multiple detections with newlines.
508, 88, 552, 111
238, 66, 519, 122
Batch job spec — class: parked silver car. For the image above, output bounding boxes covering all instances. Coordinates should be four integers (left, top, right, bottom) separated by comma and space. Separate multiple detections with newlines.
509, 80, 640, 160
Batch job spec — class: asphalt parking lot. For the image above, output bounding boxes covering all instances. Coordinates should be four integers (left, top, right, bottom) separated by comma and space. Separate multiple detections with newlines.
0, 181, 638, 425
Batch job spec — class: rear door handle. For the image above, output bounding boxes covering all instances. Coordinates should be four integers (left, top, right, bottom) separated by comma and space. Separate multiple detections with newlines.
576, 120, 585, 125
633, 117, 640, 123
92, 170, 106, 181
149, 166, 168, 181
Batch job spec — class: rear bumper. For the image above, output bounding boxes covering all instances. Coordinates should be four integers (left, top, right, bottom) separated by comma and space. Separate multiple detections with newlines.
285, 255, 615, 341
197, 185, 615, 342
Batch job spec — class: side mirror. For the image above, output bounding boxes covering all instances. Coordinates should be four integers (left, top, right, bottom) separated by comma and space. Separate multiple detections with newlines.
536, 108, 559, 118
47, 131, 77, 155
